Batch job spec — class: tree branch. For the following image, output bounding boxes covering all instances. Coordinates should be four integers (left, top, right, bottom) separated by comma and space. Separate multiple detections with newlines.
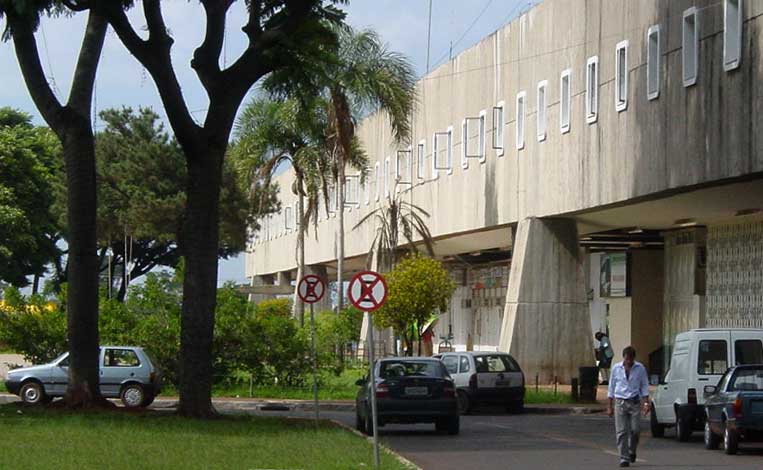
6, 13, 64, 130
191, 0, 233, 93
67, 12, 108, 117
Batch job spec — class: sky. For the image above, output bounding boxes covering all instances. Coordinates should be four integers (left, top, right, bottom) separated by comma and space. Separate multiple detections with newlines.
0, 0, 538, 287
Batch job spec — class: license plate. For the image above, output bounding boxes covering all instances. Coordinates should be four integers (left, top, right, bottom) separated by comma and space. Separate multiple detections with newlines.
495, 380, 512, 387
404, 386, 428, 396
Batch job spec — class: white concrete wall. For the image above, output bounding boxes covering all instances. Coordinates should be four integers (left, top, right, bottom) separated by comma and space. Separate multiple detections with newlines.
248, 0, 763, 278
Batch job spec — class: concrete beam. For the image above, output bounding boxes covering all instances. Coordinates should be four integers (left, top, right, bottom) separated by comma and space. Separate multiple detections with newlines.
499, 217, 594, 384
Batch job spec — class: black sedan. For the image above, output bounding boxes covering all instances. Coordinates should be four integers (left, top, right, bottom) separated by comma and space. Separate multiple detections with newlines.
704, 364, 763, 454
355, 357, 459, 435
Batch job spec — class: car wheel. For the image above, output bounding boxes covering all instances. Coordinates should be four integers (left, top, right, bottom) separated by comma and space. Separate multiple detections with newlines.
724, 423, 739, 455
650, 405, 665, 438
704, 420, 720, 450
506, 400, 524, 414
120, 384, 145, 408
457, 390, 471, 415
19, 381, 46, 406
364, 410, 375, 436
141, 393, 155, 408
447, 415, 460, 435
676, 412, 691, 442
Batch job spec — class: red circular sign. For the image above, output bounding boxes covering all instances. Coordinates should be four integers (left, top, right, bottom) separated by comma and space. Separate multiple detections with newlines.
348, 271, 388, 312
297, 275, 325, 304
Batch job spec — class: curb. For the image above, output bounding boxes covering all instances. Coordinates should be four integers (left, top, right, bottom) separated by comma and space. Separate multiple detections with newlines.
329, 418, 422, 470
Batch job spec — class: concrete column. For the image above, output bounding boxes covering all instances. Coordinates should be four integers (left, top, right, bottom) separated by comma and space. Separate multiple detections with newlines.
498, 217, 593, 384
276, 271, 292, 287
249, 274, 275, 304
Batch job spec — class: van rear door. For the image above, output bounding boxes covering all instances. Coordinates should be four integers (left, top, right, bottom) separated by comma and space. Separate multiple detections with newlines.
474, 355, 523, 390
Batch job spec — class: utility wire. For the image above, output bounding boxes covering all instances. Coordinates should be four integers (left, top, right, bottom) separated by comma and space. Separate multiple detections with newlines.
429, 0, 494, 71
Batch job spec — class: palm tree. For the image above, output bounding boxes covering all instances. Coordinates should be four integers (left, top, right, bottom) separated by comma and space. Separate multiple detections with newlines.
324, 25, 417, 311
231, 97, 329, 326
353, 185, 436, 273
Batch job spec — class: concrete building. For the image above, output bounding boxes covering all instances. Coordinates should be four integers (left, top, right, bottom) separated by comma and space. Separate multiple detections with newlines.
246, 0, 763, 383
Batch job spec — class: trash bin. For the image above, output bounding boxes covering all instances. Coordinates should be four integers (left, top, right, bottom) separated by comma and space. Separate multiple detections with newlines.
579, 366, 598, 402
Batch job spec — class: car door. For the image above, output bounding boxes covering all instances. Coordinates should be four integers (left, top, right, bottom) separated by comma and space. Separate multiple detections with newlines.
655, 352, 687, 422
456, 355, 472, 388
474, 355, 522, 390
441, 354, 459, 382
48, 353, 70, 396
705, 370, 731, 434
695, 333, 731, 405
100, 348, 142, 397
731, 333, 763, 366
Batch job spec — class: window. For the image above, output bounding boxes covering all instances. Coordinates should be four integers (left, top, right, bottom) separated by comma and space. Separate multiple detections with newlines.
515, 91, 526, 150
683, 7, 699, 87
461, 110, 486, 169
586, 56, 599, 123
536, 81, 547, 141
698, 340, 728, 375
379, 360, 443, 378
384, 157, 390, 198
442, 355, 458, 375
474, 355, 520, 373
104, 349, 140, 367
730, 368, 763, 391
458, 356, 471, 373
284, 205, 293, 232
432, 127, 453, 177
560, 69, 571, 133
417, 140, 426, 179
615, 40, 628, 112
374, 162, 380, 201
735, 340, 763, 365
364, 177, 370, 205
724, 0, 742, 71
647, 25, 660, 100
493, 101, 505, 156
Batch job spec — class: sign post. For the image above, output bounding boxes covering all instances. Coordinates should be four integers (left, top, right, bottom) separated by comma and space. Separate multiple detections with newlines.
348, 271, 388, 470
297, 274, 326, 426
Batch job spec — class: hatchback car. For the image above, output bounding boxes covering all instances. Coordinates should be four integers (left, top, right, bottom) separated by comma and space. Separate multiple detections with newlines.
437, 351, 525, 414
4, 346, 162, 408
355, 357, 459, 435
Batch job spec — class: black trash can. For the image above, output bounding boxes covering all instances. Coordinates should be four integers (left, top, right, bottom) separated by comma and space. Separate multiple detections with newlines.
579, 366, 599, 402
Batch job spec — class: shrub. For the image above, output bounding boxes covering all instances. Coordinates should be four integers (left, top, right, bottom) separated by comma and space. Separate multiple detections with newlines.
0, 287, 66, 364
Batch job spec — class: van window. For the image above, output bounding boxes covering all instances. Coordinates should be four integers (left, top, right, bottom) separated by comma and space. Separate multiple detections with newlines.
459, 356, 471, 373
735, 340, 763, 365
698, 340, 728, 375
441, 356, 458, 375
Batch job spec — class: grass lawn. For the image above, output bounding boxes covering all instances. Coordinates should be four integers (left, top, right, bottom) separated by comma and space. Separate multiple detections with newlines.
0, 382, 5, 393
523, 389, 574, 404
0, 404, 412, 470
211, 368, 365, 401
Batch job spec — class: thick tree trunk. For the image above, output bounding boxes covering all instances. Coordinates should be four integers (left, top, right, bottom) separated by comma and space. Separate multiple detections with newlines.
177, 148, 223, 418
62, 127, 103, 406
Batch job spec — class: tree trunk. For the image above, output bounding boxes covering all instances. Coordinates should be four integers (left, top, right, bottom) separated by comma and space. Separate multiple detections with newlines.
62, 127, 103, 406
295, 189, 306, 327
336, 168, 345, 312
32, 274, 40, 295
177, 148, 224, 418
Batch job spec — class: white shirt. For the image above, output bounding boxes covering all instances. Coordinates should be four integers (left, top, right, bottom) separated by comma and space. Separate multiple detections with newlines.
607, 361, 649, 399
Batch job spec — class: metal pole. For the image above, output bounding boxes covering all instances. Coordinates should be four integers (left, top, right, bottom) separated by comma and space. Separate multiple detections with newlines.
367, 313, 380, 469
310, 302, 319, 426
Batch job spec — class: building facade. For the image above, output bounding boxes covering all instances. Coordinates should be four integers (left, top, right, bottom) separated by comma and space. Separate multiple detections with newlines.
247, 0, 763, 383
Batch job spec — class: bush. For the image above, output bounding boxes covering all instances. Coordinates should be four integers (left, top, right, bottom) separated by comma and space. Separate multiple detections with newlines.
0, 287, 66, 364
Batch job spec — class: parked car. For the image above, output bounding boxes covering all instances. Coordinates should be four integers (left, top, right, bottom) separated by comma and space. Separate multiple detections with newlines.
703, 364, 763, 454
355, 357, 459, 435
437, 351, 524, 414
4, 346, 162, 408
651, 329, 763, 441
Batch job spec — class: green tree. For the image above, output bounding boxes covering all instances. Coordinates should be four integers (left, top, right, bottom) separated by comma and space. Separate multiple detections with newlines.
0, 108, 62, 289
1, 2, 108, 407
91, 0, 345, 418
374, 255, 455, 356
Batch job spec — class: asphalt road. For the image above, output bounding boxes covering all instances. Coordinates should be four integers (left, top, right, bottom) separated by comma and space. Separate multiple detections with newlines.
253, 408, 763, 470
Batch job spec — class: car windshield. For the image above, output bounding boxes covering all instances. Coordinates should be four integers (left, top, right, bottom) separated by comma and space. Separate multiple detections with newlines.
52, 352, 69, 365
729, 368, 763, 391
379, 361, 442, 379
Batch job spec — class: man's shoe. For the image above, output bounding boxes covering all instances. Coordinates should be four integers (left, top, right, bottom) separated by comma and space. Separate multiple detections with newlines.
630, 453, 636, 463
619, 462, 630, 468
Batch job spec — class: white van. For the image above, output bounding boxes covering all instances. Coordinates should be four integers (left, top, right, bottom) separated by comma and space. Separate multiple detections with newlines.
651, 329, 763, 441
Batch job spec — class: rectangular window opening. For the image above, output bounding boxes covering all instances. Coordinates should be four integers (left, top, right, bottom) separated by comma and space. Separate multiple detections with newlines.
537, 81, 547, 141
560, 69, 571, 133
516, 91, 526, 150
586, 56, 599, 123
683, 7, 699, 87
416, 140, 426, 180
384, 157, 390, 197
615, 41, 628, 112
374, 162, 380, 201
432, 127, 453, 177
647, 25, 660, 100
698, 340, 728, 375
724, 0, 742, 71
492, 102, 505, 156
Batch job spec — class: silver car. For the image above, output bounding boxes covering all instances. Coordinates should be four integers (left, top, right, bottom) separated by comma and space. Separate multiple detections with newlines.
4, 346, 162, 408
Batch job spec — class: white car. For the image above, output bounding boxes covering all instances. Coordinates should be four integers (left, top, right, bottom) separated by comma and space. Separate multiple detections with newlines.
651, 329, 763, 441
437, 351, 524, 414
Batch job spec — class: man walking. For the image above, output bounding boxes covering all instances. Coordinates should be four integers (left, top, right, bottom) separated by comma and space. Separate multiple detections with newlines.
595, 331, 614, 384
607, 346, 650, 467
